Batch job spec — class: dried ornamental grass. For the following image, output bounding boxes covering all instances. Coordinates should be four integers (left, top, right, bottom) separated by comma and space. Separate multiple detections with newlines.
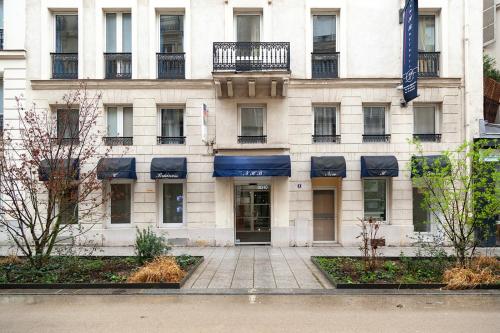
471, 256, 500, 271
443, 267, 498, 290
0, 255, 22, 266
127, 256, 186, 283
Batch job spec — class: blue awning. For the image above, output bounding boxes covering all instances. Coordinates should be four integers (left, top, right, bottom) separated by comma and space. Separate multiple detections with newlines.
97, 158, 137, 180
213, 155, 291, 177
39, 159, 79, 181
311, 156, 346, 178
411, 155, 450, 178
361, 156, 399, 177
150, 157, 187, 179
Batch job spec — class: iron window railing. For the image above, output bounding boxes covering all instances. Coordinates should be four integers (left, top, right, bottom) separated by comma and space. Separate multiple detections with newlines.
103, 137, 133, 146
213, 42, 290, 72
312, 52, 339, 79
413, 134, 441, 142
312, 135, 341, 143
362, 134, 391, 143
157, 136, 186, 144
0, 29, 3, 50
418, 52, 440, 78
157, 53, 185, 79
51, 53, 78, 79
237, 135, 267, 144
51, 137, 80, 145
104, 53, 132, 79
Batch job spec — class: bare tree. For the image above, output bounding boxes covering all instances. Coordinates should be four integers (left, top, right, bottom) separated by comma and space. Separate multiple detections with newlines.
0, 83, 109, 267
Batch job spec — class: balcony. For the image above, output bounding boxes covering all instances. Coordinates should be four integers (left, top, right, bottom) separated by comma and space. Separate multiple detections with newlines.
51, 137, 80, 146
0, 29, 3, 50
157, 53, 185, 79
103, 137, 133, 146
51, 53, 78, 79
418, 52, 440, 78
362, 134, 391, 143
157, 136, 186, 144
238, 135, 267, 144
413, 134, 441, 142
104, 53, 132, 79
312, 135, 341, 143
312, 52, 339, 79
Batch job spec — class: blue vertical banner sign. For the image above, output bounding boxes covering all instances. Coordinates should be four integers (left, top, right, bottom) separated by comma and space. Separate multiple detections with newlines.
402, 0, 419, 103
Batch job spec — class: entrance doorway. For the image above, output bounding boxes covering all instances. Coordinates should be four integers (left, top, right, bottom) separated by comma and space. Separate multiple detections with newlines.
313, 189, 336, 242
235, 184, 271, 244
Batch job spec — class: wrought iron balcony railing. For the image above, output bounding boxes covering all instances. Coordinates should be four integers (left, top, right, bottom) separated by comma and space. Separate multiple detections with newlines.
238, 135, 267, 144
418, 52, 440, 78
0, 29, 3, 50
157, 136, 186, 144
362, 134, 391, 143
312, 52, 339, 79
104, 53, 132, 79
413, 134, 441, 142
213, 42, 290, 72
103, 137, 133, 146
157, 53, 185, 79
312, 134, 341, 143
51, 53, 78, 79
51, 137, 80, 145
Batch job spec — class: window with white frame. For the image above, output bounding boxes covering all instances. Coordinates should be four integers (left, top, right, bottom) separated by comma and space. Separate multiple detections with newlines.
236, 13, 261, 42
413, 105, 440, 142
363, 179, 388, 221
57, 109, 79, 141
313, 15, 336, 53
110, 183, 132, 224
55, 14, 78, 53
106, 106, 133, 145
238, 106, 266, 144
59, 186, 78, 224
413, 187, 431, 232
363, 106, 389, 142
104, 12, 132, 79
313, 106, 339, 143
160, 15, 184, 53
418, 15, 436, 52
158, 108, 184, 144
161, 182, 184, 224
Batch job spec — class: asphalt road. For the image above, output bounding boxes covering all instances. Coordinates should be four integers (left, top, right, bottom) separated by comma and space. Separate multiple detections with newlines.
0, 294, 499, 333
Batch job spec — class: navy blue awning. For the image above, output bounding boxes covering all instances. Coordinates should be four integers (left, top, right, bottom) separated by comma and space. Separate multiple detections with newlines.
311, 156, 346, 178
97, 158, 137, 180
213, 155, 291, 177
39, 159, 80, 181
361, 156, 399, 177
411, 155, 450, 178
150, 157, 187, 179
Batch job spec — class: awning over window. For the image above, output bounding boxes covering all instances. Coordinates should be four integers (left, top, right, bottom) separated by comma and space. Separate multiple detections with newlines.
97, 158, 137, 180
411, 155, 450, 178
39, 159, 80, 181
361, 156, 399, 177
213, 155, 291, 177
150, 157, 187, 179
311, 156, 346, 178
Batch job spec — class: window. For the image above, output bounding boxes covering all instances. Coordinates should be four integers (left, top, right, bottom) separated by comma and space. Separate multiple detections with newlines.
0, 79, 3, 132
413, 187, 431, 232
55, 15, 78, 53
0, 0, 4, 49
236, 14, 260, 42
162, 183, 184, 224
57, 109, 79, 141
160, 15, 184, 53
105, 13, 132, 79
239, 106, 266, 144
159, 108, 184, 144
313, 15, 336, 53
484, 0, 496, 46
363, 179, 387, 221
59, 186, 78, 224
313, 106, 338, 143
363, 106, 389, 142
418, 15, 436, 52
110, 183, 131, 224
414, 106, 440, 141
105, 106, 133, 145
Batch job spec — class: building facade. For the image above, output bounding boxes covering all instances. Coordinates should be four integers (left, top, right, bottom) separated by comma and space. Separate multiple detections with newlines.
0, 0, 484, 247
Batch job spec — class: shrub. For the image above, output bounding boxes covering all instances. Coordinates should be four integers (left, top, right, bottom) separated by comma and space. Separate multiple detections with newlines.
443, 256, 499, 289
127, 256, 185, 283
134, 227, 170, 264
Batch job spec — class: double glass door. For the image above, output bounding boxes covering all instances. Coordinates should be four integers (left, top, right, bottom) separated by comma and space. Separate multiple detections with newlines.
235, 184, 271, 243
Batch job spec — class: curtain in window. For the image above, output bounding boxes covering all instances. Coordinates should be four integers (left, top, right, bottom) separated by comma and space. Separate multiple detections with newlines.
313, 15, 336, 53
107, 107, 118, 136
163, 183, 183, 224
111, 184, 131, 224
414, 106, 435, 134
363, 107, 385, 135
56, 15, 78, 53
314, 106, 336, 136
241, 107, 264, 136
123, 107, 133, 137
122, 13, 132, 53
237, 15, 260, 42
105, 13, 117, 52
418, 15, 435, 52
57, 109, 79, 139
59, 186, 78, 224
161, 109, 183, 137
160, 15, 184, 53
413, 187, 431, 232
363, 179, 386, 221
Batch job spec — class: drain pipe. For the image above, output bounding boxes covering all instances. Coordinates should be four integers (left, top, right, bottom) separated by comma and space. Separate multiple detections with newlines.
462, 0, 469, 144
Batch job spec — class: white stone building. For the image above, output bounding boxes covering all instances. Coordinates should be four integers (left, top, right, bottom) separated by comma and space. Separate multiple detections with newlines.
0, 0, 484, 247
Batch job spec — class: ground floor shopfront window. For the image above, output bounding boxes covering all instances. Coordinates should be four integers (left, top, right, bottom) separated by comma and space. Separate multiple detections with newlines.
110, 183, 132, 224
235, 184, 271, 244
363, 179, 388, 221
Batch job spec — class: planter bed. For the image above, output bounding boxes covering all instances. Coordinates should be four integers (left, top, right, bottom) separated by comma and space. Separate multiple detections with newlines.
312, 256, 500, 290
0, 255, 203, 289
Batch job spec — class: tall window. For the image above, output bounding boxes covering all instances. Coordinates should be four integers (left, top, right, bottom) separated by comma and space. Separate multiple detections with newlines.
363, 179, 387, 221
363, 106, 388, 142
236, 14, 260, 42
418, 15, 436, 52
55, 15, 78, 53
106, 106, 133, 145
110, 183, 131, 224
59, 186, 78, 224
0, 79, 3, 132
160, 15, 183, 53
105, 13, 132, 79
159, 108, 184, 144
162, 183, 183, 224
313, 106, 338, 143
414, 106, 439, 142
239, 106, 266, 143
413, 187, 431, 232
313, 15, 336, 53
0, 0, 4, 49
57, 109, 79, 141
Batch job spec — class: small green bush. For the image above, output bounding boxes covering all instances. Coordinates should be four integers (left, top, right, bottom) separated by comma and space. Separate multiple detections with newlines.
134, 227, 170, 264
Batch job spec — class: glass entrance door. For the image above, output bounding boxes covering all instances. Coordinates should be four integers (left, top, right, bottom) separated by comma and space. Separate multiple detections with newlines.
235, 184, 271, 243
313, 189, 335, 241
